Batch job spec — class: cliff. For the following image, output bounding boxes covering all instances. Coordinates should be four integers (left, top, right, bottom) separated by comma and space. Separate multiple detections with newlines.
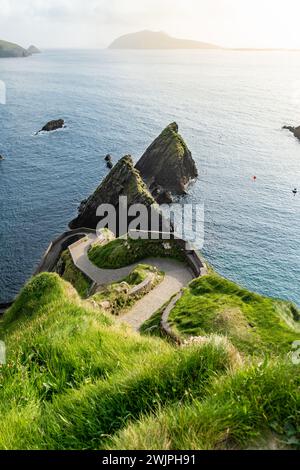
69, 155, 156, 230
27, 45, 41, 54
136, 122, 198, 195
108, 30, 220, 50
283, 125, 300, 140
0, 39, 31, 58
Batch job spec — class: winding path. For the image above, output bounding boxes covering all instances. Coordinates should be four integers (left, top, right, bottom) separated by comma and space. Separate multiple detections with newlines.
69, 234, 194, 330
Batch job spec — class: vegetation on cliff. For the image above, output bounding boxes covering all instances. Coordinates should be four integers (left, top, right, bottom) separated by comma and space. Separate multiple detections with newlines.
90, 264, 164, 315
88, 237, 185, 269
55, 250, 92, 298
168, 274, 300, 356
136, 122, 198, 195
0, 273, 233, 449
69, 155, 156, 230
143, 272, 300, 357
0, 269, 299, 449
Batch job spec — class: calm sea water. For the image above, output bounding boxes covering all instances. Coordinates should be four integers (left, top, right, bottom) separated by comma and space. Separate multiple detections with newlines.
1, 49, 300, 304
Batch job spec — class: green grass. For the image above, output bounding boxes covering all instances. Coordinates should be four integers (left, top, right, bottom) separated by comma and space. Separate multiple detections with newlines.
91, 264, 163, 315
0, 270, 299, 450
56, 250, 92, 298
0, 273, 233, 450
88, 237, 185, 269
167, 274, 300, 356
106, 358, 300, 450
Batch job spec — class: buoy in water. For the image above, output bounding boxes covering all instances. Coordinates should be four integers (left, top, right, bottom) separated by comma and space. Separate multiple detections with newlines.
292, 188, 298, 196
252, 176, 257, 182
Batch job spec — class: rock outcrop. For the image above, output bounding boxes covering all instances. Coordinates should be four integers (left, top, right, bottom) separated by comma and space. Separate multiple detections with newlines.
136, 122, 198, 196
69, 155, 156, 230
27, 45, 41, 54
38, 119, 65, 133
0, 39, 31, 58
105, 154, 113, 169
283, 125, 300, 140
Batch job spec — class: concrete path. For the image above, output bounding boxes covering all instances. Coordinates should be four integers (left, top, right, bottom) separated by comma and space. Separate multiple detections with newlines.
69, 234, 193, 330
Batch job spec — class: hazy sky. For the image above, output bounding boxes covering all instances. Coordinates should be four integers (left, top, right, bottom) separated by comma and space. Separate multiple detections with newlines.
1, 0, 300, 49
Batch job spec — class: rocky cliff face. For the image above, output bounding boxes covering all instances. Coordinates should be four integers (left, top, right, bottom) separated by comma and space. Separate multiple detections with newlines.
69, 155, 156, 230
136, 122, 198, 195
283, 125, 300, 140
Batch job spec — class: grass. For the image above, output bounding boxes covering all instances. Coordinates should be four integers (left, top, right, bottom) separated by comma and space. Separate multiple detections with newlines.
0, 269, 299, 450
167, 273, 300, 356
56, 250, 92, 298
106, 358, 300, 450
91, 264, 164, 315
0, 273, 233, 450
88, 237, 185, 269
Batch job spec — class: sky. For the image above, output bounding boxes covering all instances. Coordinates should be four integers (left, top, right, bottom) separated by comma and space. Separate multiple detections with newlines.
1, 0, 300, 49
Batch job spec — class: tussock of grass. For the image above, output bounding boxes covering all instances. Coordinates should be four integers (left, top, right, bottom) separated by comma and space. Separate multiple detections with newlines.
168, 274, 300, 356
88, 237, 185, 269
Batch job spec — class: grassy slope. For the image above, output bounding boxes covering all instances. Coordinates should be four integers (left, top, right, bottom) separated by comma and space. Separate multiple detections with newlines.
0, 273, 233, 450
0, 271, 299, 449
58, 250, 92, 298
167, 274, 300, 356
88, 237, 185, 269
107, 359, 300, 450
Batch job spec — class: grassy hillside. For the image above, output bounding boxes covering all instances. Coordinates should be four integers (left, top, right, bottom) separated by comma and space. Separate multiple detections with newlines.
0, 273, 234, 449
107, 359, 300, 450
88, 237, 185, 269
0, 271, 299, 449
0, 40, 29, 58
167, 274, 300, 356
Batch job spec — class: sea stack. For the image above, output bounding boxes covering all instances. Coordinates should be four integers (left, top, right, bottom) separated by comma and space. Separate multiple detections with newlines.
136, 122, 198, 196
69, 155, 156, 230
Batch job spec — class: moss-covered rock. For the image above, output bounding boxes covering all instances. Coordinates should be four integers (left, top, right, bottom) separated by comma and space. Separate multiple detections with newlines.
69, 155, 156, 230
136, 122, 198, 195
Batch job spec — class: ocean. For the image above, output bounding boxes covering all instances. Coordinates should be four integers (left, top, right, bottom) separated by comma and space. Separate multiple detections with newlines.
0, 49, 300, 304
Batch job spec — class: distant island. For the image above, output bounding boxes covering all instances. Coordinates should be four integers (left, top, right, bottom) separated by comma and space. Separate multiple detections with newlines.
27, 45, 41, 54
108, 30, 220, 50
0, 39, 40, 58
